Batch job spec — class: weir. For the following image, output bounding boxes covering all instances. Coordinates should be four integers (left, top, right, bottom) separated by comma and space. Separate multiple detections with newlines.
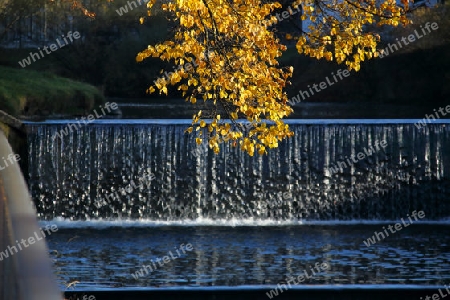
26, 119, 450, 221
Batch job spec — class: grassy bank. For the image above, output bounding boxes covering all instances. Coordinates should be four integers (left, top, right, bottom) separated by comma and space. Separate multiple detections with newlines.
0, 66, 104, 117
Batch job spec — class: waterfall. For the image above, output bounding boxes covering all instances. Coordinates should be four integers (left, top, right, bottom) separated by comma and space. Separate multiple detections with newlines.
26, 120, 450, 221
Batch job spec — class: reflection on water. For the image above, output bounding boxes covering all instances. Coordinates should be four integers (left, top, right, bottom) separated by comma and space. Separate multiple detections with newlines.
47, 224, 450, 290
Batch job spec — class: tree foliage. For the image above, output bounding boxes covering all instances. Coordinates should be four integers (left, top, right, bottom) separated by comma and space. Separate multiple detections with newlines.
137, 0, 412, 156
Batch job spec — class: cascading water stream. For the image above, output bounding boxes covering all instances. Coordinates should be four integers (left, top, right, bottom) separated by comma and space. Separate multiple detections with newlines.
26, 120, 450, 221
25, 120, 450, 291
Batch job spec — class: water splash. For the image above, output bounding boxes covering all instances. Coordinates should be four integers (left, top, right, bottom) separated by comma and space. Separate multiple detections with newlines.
26, 121, 450, 221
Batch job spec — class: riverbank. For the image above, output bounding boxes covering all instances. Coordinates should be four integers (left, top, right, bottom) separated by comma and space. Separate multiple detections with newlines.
0, 66, 105, 117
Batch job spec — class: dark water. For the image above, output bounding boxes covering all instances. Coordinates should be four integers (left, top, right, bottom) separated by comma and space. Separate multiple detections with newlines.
46, 223, 450, 290
114, 99, 442, 119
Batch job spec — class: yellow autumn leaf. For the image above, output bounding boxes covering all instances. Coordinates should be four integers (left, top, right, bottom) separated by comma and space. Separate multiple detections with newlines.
258, 146, 266, 155
137, 0, 411, 156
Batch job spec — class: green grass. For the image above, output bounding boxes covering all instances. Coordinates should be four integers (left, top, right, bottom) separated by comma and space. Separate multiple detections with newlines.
0, 66, 104, 117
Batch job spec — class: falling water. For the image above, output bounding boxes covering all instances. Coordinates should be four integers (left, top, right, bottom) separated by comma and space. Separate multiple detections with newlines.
26, 120, 450, 221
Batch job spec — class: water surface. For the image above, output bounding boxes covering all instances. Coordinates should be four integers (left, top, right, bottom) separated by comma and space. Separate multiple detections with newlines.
46, 223, 450, 290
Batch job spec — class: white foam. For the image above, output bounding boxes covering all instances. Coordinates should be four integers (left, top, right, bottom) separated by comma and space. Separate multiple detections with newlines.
39, 217, 450, 229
